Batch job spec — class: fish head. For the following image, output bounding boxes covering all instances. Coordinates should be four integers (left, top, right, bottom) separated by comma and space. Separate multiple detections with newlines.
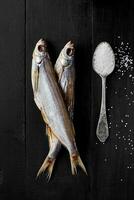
33, 39, 48, 64
64, 41, 75, 56
61, 41, 75, 67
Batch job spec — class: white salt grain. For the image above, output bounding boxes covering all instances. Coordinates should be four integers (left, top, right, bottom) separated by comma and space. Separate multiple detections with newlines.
93, 42, 115, 77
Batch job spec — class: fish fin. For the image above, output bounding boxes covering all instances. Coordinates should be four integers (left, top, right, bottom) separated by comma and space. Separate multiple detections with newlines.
40, 109, 53, 137
70, 154, 87, 175
65, 80, 75, 118
40, 109, 50, 125
33, 66, 39, 93
46, 124, 53, 137
33, 96, 42, 111
36, 156, 56, 181
54, 57, 63, 80
71, 123, 76, 136
58, 68, 64, 83
46, 125, 61, 152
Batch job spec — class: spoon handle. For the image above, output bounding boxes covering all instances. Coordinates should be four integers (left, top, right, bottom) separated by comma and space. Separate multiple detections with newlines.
96, 77, 109, 142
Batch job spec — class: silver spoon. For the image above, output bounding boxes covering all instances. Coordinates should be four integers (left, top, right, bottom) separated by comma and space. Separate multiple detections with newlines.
92, 42, 115, 142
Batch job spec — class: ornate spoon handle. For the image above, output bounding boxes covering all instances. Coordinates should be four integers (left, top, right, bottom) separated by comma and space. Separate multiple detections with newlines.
96, 77, 109, 142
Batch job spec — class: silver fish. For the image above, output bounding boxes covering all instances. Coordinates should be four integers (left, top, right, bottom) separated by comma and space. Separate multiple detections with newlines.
37, 41, 75, 179
31, 39, 87, 180
40, 41, 75, 179
44, 41, 75, 177
55, 41, 75, 119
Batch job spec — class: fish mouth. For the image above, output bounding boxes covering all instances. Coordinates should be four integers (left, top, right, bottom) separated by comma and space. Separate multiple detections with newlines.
37, 38, 47, 52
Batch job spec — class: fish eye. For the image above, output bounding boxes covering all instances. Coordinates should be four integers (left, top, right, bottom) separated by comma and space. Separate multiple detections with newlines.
38, 45, 45, 52
66, 48, 74, 56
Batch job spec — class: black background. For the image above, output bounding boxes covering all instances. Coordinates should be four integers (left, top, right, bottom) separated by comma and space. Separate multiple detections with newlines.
0, 0, 134, 199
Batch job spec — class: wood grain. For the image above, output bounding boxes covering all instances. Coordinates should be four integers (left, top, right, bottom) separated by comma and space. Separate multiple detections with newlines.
1, 0, 134, 199
0, 0, 25, 199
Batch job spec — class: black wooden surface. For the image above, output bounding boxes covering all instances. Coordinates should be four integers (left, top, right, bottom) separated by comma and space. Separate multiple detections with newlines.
0, 0, 25, 199
1, 0, 134, 199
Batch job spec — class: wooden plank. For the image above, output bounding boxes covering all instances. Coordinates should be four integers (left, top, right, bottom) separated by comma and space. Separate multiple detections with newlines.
1, 0, 134, 199
26, 0, 92, 199
0, 0, 25, 199
91, 0, 134, 199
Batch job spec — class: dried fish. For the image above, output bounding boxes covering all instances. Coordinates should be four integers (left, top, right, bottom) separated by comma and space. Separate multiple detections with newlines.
40, 41, 75, 179
31, 39, 87, 180
55, 41, 75, 119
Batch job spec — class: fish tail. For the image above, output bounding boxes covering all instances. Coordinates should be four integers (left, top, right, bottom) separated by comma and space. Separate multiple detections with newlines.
70, 153, 87, 175
36, 129, 61, 181
36, 156, 56, 181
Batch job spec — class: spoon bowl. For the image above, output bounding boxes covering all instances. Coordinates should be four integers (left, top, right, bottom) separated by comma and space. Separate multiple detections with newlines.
93, 42, 115, 77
